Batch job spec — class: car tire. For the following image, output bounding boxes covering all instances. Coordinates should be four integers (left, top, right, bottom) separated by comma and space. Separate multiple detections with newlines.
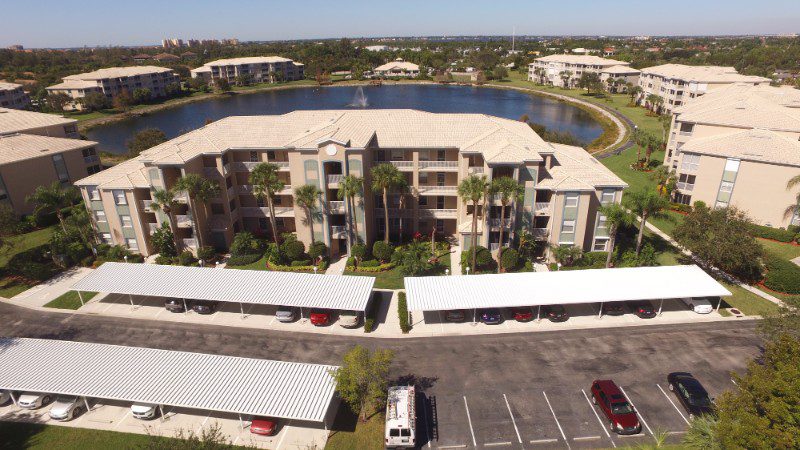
669, 383, 674, 392
42, 395, 51, 405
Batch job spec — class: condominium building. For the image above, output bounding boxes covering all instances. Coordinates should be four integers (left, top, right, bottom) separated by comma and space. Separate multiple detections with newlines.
190, 57, 304, 84
74, 110, 626, 258
664, 84, 800, 228
528, 54, 639, 90
638, 64, 770, 113
373, 59, 420, 78
46, 66, 179, 110
0, 82, 30, 109
0, 107, 79, 138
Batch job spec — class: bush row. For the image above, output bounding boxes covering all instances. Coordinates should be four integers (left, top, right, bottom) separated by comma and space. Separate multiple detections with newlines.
266, 260, 329, 273
763, 256, 800, 294
748, 224, 800, 243
398, 292, 411, 334
363, 295, 379, 333
346, 262, 396, 272
669, 203, 692, 214
226, 253, 263, 267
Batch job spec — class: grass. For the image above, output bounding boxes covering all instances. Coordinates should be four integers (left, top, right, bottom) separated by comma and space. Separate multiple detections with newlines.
0, 278, 37, 298
44, 291, 97, 309
0, 226, 56, 268
759, 238, 800, 261
0, 421, 155, 449
325, 405, 385, 450
345, 249, 452, 290
718, 282, 781, 317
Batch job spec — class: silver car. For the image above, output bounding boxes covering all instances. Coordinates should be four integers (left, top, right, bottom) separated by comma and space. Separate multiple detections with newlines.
0, 390, 10, 405
131, 403, 158, 420
339, 311, 362, 328
49, 396, 86, 421
276, 307, 297, 323
18, 392, 52, 409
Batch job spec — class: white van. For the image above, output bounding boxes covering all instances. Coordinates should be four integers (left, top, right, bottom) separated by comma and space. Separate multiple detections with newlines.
385, 386, 416, 448
681, 297, 713, 314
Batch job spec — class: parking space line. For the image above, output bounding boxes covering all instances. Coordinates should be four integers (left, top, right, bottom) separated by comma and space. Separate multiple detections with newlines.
112, 410, 131, 431
462, 396, 477, 448
581, 388, 615, 448
484, 442, 512, 447
617, 433, 646, 438
529, 438, 558, 445
542, 391, 570, 450
573, 436, 600, 441
656, 383, 690, 425
617, 386, 653, 436
437, 445, 467, 449
502, 394, 522, 444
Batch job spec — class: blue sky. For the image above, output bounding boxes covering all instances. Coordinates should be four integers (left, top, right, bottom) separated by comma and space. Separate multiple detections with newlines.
2, 0, 799, 48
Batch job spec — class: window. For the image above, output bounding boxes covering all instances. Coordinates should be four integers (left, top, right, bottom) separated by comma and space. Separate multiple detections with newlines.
419, 172, 428, 184
437, 173, 445, 186
436, 196, 445, 209
267, 150, 276, 161
249, 151, 259, 162
436, 219, 444, 234
120, 215, 132, 228
561, 220, 576, 234
679, 122, 694, 135
94, 210, 107, 222
600, 189, 615, 205
596, 215, 608, 230
87, 186, 100, 201
677, 174, 696, 191
87, 165, 101, 175
565, 193, 579, 207
100, 233, 112, 244
593, 239, 608, 252
52, 153, 69, 183
418, 196, 428, 206
680, 154, 700, 172
125, 238, 139, 251
112, 190, 127, 205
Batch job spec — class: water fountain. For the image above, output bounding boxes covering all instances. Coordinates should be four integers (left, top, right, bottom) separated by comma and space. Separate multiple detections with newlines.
349, 86, 368, 108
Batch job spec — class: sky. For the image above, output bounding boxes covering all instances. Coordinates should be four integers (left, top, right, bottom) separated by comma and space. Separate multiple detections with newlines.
2, 0, 799, 48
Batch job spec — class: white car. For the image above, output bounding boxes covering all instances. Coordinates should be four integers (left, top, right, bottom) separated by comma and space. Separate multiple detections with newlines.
131, 403, 158, 420
682, 297, 713, 314
338, 311, 362, 328
17, 392, 52, 409
48, 396, 86, 421
0, 390, 10, 405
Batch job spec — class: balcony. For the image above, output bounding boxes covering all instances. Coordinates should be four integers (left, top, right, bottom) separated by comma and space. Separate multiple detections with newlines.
240, 206, 294, 218
374, 207, 413, 218
328, 201, 345, 214
468, 166, 485, 175
327, 174, 344, 187
534, 202, 552, 216
389, 161, 414, 171
330, 225, 348, 239
488, 218, 512, 229
176, 214, 193, 228
237, 184, 292, 195
203, 167, 222, 178
141, 200, 154, 213
417, 185, 457, 195
230, 161, 290, 172
419, 161, 458, 171
148, 223, 158, 234
174, 193, 189, 204
418, 208, 457, 219
84, 155, 99, 165
182, 238, 198, 249
532, 228, 549, 240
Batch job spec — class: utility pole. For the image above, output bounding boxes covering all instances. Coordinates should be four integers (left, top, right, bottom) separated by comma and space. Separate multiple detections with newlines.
512, 26, 516, 53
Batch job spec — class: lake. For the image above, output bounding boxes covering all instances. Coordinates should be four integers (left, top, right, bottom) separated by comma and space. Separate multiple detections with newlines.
86, 84, 604, 154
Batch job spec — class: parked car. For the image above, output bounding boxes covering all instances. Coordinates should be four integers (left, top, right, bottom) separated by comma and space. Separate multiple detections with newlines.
310, 310, 331, 326
48, 396, 85, 421
602, 303, 625, 316
590, 380, 641, 435
339, 311, 362, 328
191, 300, 218, 315
0, 390, 10, 405
250, 416, 277, 436
512, 307, 534, 322
18, 392, 52, 409
631, 301, 657, 319
479, 308, 503, 325
131, 403, 158, 420
276, 307, 297, 323
667, 372, 715, 419
444, 310, 466, 322
681, 297, 713, 314
164, 298, 185, 313
543, 305, 569, 322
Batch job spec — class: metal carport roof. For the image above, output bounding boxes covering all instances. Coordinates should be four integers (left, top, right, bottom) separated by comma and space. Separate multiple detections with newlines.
404, 265, 731, 311
71, 262, 375, 311
0, 338, 338, 423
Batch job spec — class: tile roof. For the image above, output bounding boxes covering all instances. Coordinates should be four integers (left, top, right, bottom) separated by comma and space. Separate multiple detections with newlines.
537, 144, 628, 190
640, 64, 770, 84
375, 59, 420, 71
46, 79, 99, 90
75, 157, 149, 189
202, 56, 296, 66
601, 65, 641, 75
0, 81, 23, 91
680, 128, 800, 167
59, 66, 175, 81
0, 108, 76, 135
533, 54, 630, 66
0, 133, 96, 165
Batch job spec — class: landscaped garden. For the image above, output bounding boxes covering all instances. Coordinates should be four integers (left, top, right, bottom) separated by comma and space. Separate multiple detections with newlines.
344, 238, 452, 290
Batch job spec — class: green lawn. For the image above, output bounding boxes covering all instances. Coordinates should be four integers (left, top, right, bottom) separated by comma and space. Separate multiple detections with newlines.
325, 406, 384, 450
718, 282, 781, 317
44, 291, 97, 309
0, 226, 56, 268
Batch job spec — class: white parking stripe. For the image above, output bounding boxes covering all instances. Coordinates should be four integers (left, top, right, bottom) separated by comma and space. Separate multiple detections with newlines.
437, 445, 467, 449
462, 396, 477, 448
542, 391, 570, 450
581, 389, 616, 448
529, 438, 558, 445
502, 394, 522, 444
617, 386, 653, 436
112, 410, 131, 430
484, 442, 512, 447
656, 383, 690, 425
573, 436, 600, 441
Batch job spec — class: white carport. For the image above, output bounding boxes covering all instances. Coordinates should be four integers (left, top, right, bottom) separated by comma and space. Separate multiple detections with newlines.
404, 265, 732, 322
71, 262, 375, 317
0, 338, 339, 426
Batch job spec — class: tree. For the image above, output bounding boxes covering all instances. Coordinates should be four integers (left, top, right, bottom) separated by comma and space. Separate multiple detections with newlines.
338, 175, 364, 246
492, 66, 508, 80
651, 166, 677, 197
126, 128, 166, 156
625, 190, 670, 256
26, 181, 78, 233
294, 184, 322, 243
0, 204, 19, 250
113, 89, 133, 111
250, 163, 285, 245
151, 223, 177, 257
784, 174, 800, 223
80, 92, 110, 112
458, 175, 489, 272
188, 77, 209, 92
331, 345, 394, 422
559, 70, 573, 88
552, 245, 583, 267
371, 163, 406, 243
173, 174, 220, 249
578, 72, 602, 94
627, 85, 643, 105
489, 176, 523, 272
150, 188, 180, 251
673, 204, 764, 282
45, 93, 70, 111
598, 203, 635, 268
132, 87, 152, 104
645, 93, 664, 114
213, 78, 231, 92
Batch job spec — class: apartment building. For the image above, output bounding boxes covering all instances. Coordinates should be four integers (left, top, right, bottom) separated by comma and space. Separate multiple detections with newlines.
190, 57, 304, 84
638, 64, 770, 113
0, 82, 30, 109
373, 59, 420, 78
664, 84, 800, 228
0, 107, 79, 138
528, 54, 639, 90
75, 110, 626, 259
46, 66, 179, 110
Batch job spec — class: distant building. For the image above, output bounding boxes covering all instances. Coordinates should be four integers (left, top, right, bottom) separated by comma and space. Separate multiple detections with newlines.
153, 53, 180, 63
0, 107, 78, 138
190, 56, 305, 84
132, 54, 152, 63
364, 45, 390, 52
6, 45, 23, 51
528, 54, 639, 91
374, 59, 420, 78
162, 38, 184, 48
180, 51, 197, 60
0, 82, 30, 109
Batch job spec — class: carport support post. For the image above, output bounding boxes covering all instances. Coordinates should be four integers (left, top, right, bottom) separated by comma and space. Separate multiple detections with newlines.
715, 297, 722, 312
473, 309, 477, 323
77, 291, 84, 306
658, 298, 664, 316
182, 298, 187, 315
159, 405, 165, 422
83, 396, 91, 412
9, 391, 16, 406
240, 302, 245, 319
598, 302, 603, 319
238, 413, 244, 431
537, 305, 541, 322
128, 293, 134, 308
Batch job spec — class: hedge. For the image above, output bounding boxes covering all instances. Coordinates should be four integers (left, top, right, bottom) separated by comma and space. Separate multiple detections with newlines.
226, 253, 263, 266
267, 260, 329, 273
363, 295, 379, 333
669, 203, 692, 213
763, 256, 800, 294
748, 224, 799, 243
345, 262, 396, 272
398, 292, 411, 333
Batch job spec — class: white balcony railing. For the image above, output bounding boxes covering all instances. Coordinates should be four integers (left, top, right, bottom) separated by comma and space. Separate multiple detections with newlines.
240, 206, 294, 218
231, 161, 290, 171
148, 223, 158, 234
418, 208, 457, 218
534, 202, 552, 215
237, 184, 292, 195
417, 185, 457, 195
330, 225, 347, 238
374, 207, 413, 218
488, 218, 512, 228
141, 200, 154, 212
328, 201, 345, 213
327, 174, 344, 185
176, 214, 193, 228
419, 160, 458, 170
182, 238, 198, 249
468, 166, 485, 174
389, 161, 414, 170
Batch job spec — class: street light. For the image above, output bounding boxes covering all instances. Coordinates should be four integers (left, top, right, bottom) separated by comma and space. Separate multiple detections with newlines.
445, 268, 450, 276
313, 266, 318, 275
124, 255, 128, 263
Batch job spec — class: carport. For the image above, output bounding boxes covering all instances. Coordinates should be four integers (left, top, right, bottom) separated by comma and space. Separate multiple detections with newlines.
70, 262, 375, 318
404, 265, 732, 323
0, 337, 340, 429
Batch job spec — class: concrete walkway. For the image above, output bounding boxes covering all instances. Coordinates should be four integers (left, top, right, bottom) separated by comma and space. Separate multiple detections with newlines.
5, 267, 94, 307
450, 245, 463, 275
325, 256, 348, 275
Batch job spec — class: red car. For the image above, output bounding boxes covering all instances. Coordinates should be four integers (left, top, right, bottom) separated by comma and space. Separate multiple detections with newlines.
512, 307, 533, 322
310, 310, 330, 326
590, 380, 641, 435
250, 416, 277, 436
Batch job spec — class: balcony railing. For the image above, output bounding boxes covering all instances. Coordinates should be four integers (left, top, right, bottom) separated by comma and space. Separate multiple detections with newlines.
417, 185, 457, 195
231, 161, 289, 171
328, 201, 345, 213
175, 214, 193, 228
532, 228, 549, 240
141, 200, 154, 213
374, 207, 413, 218
182, 238, 198, 249
237, 184, 292, 195
418, 208, 457, 219
84, 155, 99, 164
419, 160, 458, 171
227, 186, 236, 199
676, 182, 694, 192
534, 202, 552, 216
203, 167, 222, 178
488, 218, 512, 228
389, 161, 414, 171
327, 174, 344, 185
330, 225, 347, 238
468, 166, 484, 174
240, 206, 294, 218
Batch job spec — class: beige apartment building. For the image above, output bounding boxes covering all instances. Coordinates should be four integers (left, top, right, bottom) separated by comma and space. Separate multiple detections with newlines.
528, 54, 640, 91
0, 107, 79, 138
373, 59, 420, 78
46, 66, 179, 110
190, 57, 304, 84
664, 84, 800, 228
0, 82, 30, 109
638, 64, 770, 113
75, 110, 626, 259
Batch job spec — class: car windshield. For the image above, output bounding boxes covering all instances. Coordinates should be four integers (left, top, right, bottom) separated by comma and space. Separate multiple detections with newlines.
688, 393, 712, 407
611, 402, 634, 415
56, 396, 74, 403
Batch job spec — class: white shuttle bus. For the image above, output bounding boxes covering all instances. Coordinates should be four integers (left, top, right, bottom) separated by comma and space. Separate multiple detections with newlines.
385, 385, 416, 448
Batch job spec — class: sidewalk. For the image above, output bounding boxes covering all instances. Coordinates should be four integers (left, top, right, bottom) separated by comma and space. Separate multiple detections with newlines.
450, 245, 462, 275
325, 256, 348, 275
5, 267, 94, 308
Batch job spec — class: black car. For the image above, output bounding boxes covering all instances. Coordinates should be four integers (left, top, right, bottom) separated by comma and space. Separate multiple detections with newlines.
191, 300, 218, 315
602, 302, 626, 316
630, 301, 657, 319
543, 305, 569, 322
479, 308, 503, 325
164, 298, 185, 313
667, 372, 715, 419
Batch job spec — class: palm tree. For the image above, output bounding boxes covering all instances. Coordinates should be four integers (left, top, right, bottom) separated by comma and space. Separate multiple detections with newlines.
489, 176, 524, 272
646, 94, 664, 114
626, 190, 670, 256
250, 162, 285, 245
173, 173, 220, 249
785, 174, 800, 224
150, 188, 180, 250
650, 166, 676, 197
628, 85, 642, 106
338, 175, 364, 245
26, 181, 78, 233
598, 203, 635, 268
458, 175, 489, 272
370, 163, 406, 243
559, 70, 573, 88
294, 184, 322, 243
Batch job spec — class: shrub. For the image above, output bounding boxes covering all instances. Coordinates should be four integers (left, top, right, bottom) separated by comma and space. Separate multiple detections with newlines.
281, 238, 305, 261
748, 224, 797, 243
265, 242, 282, 264
230, 231, 259, 256
363, 294, 379, 333
359, 259, 381, 267
669, 202, 692, 214
151, 223, 177, 257
197, 246, 216, 262
16, 261, 53, 281
763, 256, 800, 294
352, 262, 395, 272
226, 253, 263, 267
351, 243, 367, 262
499, 247, 519, 271
460, 245, 494, 272
398, 292, 411, 333
291, 259, 312, 267
178, 250, 196, 266
308, 241, 328, 262
155, 255, 174, 265
372, 241, 394, 262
